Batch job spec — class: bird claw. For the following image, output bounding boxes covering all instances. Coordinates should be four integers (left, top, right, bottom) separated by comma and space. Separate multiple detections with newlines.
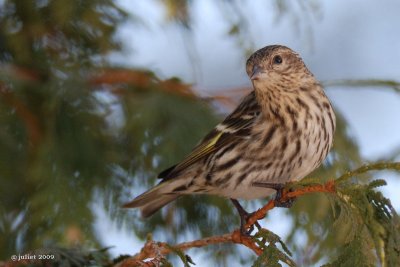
252, 182, 296, 208
231, 199, 261, 236
274, 195, 296, 208
231, 181, 297, 236
241, 212, 262, 236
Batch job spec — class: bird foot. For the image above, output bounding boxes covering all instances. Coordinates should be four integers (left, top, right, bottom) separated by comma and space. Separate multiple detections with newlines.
231, 199, 261, 236
242, 211, 262, 236
252, 182, 296, 208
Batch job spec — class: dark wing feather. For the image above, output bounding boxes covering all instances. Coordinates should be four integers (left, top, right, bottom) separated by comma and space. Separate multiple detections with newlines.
159, 91, 260, 180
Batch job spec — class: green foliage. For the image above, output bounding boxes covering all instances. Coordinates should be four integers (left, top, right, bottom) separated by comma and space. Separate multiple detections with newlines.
322, 235, 375, 267
252, 229, 295, 267
332, 163, 400, 266
0, 0, 126, 257
285, 163, 400, 266
0, 0, 127, 70
0, 0, 219, 259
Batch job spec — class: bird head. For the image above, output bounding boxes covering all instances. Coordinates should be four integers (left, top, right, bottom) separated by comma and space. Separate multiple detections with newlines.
246, 45, 313, 93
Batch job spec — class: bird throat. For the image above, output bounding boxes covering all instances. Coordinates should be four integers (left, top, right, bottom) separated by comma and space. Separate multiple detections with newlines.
254, 85, 291, 125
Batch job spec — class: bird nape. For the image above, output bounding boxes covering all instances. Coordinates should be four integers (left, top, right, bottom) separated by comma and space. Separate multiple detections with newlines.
123, 44, 336, 235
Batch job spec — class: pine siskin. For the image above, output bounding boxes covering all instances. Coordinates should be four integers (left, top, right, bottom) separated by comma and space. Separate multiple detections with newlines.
124, 45, 336, 228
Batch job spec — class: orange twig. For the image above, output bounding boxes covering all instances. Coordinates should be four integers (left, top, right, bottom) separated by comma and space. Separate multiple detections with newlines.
117, 234, 234, 267
232, 230, 263, 255
246, 180, 336, 231
246, 199, 276, 229
285, 180, 336, 199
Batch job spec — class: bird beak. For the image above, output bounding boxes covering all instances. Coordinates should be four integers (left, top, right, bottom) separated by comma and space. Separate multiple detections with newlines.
250, 66, 265, 81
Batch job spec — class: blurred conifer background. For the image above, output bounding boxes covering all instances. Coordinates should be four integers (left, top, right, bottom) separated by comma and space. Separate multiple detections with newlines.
0, 0, 399, 266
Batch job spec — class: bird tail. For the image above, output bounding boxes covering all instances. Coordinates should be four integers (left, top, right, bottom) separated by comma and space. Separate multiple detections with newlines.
122, 181, 181, 218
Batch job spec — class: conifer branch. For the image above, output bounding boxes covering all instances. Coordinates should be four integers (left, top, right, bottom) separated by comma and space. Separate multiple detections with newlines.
117, 181, 338, 266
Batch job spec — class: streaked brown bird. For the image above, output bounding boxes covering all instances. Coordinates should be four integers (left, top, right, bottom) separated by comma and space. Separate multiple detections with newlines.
124, 45, 336, 232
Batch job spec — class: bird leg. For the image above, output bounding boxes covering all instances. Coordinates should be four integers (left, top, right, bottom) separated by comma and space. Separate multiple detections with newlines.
252, 182, 296, 208
230, 199, 261, 235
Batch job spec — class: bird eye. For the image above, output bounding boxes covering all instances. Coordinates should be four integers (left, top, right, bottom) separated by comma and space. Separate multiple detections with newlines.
273, 55, 282, 64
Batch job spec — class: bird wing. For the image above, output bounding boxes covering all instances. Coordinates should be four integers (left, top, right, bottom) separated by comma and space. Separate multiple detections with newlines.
159, 91, 261, 181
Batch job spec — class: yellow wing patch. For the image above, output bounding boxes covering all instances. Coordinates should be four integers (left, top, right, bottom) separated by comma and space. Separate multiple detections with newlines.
204, 131, 223, 150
